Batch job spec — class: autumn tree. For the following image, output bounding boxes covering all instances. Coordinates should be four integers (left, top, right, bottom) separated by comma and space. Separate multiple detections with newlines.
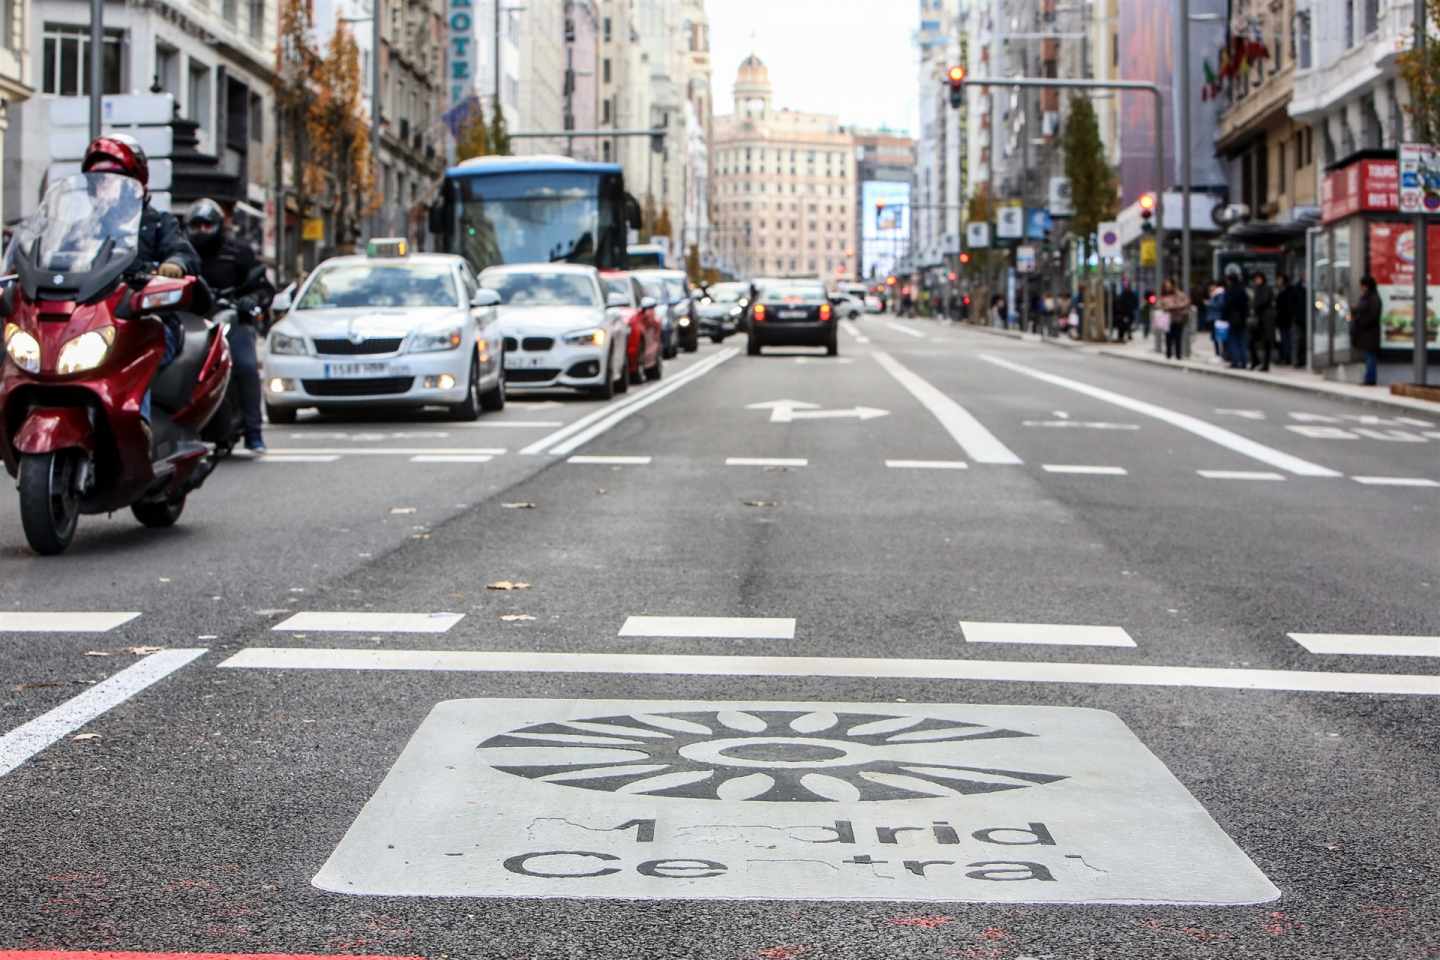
455, 98, 490, 161
308, 24, 376, 250
685, 244, 701, 283
1399, 0, 1440, 141
275, 0, 317, 278
1062, 93, 1117, 259
653, 207, 674, 249
488, 102, 512, 156
641, 194, 658, 239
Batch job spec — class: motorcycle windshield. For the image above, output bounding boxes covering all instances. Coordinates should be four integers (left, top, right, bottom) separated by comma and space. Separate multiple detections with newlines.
21, 172, 143, 277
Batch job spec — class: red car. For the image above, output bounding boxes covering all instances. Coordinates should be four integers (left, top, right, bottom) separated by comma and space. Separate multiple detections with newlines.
600, 271, 663, 384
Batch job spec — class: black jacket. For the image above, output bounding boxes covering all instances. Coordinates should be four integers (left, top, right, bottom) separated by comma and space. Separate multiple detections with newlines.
139, 205, 200, 276
1114, 288, 1139, 320
1351, 288, 1382, 352
1251, 282, 1276, 326
1223, 281, 1249, 326
197, 233, 274, 313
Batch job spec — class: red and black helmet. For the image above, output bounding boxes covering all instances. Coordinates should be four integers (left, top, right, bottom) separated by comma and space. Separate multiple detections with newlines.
81, 133, 150, 189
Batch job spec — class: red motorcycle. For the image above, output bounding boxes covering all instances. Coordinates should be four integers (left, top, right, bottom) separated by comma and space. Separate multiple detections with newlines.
0, 172, 231, 554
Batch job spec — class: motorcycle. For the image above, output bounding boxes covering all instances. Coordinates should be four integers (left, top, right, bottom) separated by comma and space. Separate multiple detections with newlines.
201, 264, 269, 459
0, 172, 232, 555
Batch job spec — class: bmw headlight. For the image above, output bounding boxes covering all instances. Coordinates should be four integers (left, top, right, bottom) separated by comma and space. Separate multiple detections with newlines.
410, 327, 464, 352
562, 328, 607, 347
3, 322, 40, 374
55, 326, 115, 375
269, 331, 309, 355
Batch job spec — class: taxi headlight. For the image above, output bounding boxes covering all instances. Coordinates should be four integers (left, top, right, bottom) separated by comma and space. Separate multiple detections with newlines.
3, 323, 41, 373
55, 327, 115, 375
270, 331, 309, 355
410, 327, 464, 352
563, 327, 607, 347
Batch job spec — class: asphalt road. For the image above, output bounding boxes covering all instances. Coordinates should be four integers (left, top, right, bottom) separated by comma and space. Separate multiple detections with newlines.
1, 317, 1436, 960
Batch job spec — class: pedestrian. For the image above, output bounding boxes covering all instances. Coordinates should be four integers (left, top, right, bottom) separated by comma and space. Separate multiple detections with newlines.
1113, 278, 1138, 342
1140, 290, 1154, 339
1351, 274, 1382, 386
1223, 271, 1249, 369
1288, 274, 1309, 368
1274, 273, 1297, 366
1206, 281, 1227, 358
1158, 279, 1191, 360
1249, 272, 1276, 371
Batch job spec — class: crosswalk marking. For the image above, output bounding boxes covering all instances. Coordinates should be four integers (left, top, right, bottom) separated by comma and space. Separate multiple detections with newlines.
0, 612, 141, 633
1198, 470, 1286, 481
725, 457, 808, 467
1289, 633, 1440, 658
873, 352, 1023, 465
1352, 476, 1440, 487
272, 612, 464, 634
618, 616, 796, 639
567, 455, 653, 465
218, 647, 1440, 696
1042, 464, 1128, 476
410, 455, 494, 463
885, 459, 968, 470
960, 621, 1136, 648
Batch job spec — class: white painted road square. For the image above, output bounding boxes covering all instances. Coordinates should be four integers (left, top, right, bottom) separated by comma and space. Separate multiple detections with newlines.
1289, 633, 1440, 658
0, 612, 141, 633
619, 617, 797, 640
313, 698, 1279, 904
961, 622, 1136, 648
272, 612, 465, 634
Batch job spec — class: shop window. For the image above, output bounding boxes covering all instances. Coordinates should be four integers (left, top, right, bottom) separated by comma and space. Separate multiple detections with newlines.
42, 23, 124, 96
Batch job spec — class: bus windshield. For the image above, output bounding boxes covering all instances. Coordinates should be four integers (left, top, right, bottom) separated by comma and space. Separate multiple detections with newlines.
454, 171, 616, 272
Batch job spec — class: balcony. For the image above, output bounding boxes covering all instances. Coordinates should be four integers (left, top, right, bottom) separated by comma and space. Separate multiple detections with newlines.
1290, 2, 1413, 121
1217, 62, 1295, 153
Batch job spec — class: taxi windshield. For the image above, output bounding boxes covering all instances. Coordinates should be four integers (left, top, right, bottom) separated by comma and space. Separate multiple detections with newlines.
481, 271, 600, 307
601, 277, 632, 303
296, 263, 459, 310
19, 172, 143, 275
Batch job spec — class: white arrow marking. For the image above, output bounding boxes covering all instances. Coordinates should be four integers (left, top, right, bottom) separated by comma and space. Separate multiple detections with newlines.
746, 399, 889, 423
1215, 409, 1267, 420
1053, 410, 1070, 420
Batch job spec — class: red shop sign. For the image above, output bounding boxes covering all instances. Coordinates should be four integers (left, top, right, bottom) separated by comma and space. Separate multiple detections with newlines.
1322, 159, 1399, 223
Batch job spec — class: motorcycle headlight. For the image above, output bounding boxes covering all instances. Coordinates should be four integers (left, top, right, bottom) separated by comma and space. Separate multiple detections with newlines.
562, 328, 607, 347
3, 323, 41, 374
55, 326, 115, 375
269, 331, 309, 355
410, 327, 464, 352
679, 317, 691, 327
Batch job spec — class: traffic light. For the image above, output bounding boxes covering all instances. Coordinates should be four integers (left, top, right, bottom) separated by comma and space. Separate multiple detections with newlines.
947, 271, 958, 282
1139, 192, 1156, 234
946, 65, 966, 109
958, 252, 971, 265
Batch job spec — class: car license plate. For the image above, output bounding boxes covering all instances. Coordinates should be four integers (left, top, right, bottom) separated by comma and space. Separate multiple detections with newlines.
779, 310, 808, 319
324, 362, 398, 378
505, 354, 549, 370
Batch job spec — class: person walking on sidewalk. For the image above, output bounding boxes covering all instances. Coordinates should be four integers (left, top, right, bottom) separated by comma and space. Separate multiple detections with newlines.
1223, 272, 1249, 368
1114, 279, 1138, 342
1351, 275, 1383, 386
1275, 273, 1299, 366
1206, 281, 1228, 358
1158, 280, 1191, 360
1249, 272, 1276, 371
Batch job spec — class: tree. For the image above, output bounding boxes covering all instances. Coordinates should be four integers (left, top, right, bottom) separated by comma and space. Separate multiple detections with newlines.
1399, 0, 1440, 142
488, 102, 512, 156
641, 194, 658, 239
308, 24, 376, 250
455, 98, 490, 161
685, 244, 701, 282
1062, 93, 1117, 259
275, 0, 317, 279
653, 207, 674, 248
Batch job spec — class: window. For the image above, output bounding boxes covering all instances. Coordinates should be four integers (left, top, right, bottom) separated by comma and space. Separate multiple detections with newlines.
603, 16, 611, 42
602, 98, 611, 124
41, 24, 123, 96
188, 59, 212, 133
1344, 0, 1355, 46
155, 43, 180, 97
223, 0, 237, 25
1297, 12, 1312, 69
1278, 141, 1286, 196
602, 58, 611, 84
249, 91, 264, 142
249, 0, 264, 40
1364, 0, 1379, 35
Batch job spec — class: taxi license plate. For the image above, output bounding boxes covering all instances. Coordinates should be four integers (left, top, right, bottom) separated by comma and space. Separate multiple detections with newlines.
505, 354, 548, 370
779, 309, 808, 319
324, 362, 400, 378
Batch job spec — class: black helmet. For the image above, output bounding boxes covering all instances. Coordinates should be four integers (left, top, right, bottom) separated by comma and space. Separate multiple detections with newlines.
186, 198, 226, 255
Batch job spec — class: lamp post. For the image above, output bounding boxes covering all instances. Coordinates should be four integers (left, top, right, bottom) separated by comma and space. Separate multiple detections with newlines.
338, 3, 383, 238
1415, 0, 1430, 386
88, 0, 103, 138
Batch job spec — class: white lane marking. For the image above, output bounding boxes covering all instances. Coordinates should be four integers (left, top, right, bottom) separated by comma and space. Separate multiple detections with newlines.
219, 647, 1440, 696
1288, 425, 1359, 439
1290, 633, 1440, 658
263, 447, 507, 456
1197, 470, 1286, 481
725, 457, 808, 467
0, 649, 207, 778
1022, 420, 1140, 430
886, 321, 926, 339
0, 612, 140, 633
1215, 409, 1267, 420
567, 455, 653, 465
1053, 410, 1070, 419
793, 356, 855, 365
532, 349, 739, 457
838, 322, 862, 339
747, 399, 889, 423
618, 616, 796, 639
980, 354, 1341, 477
410, 455, 494, 463
1353, 476, 1440, 487
873, 352, 1023, 465
273, 612, 464, 634
260, 455, 343, 463
885, 459, 968, 470
961, 621, 1136, 648
1042, 464, 1128, 476
452, 421, 565, 428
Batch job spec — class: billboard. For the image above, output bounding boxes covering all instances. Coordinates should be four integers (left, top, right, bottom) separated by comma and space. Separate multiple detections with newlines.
862, 180, 911, 280
1368, 222, 1440, 349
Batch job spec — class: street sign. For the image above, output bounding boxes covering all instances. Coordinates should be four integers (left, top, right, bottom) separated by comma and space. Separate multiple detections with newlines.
1017, 245, 1037, 273
302, 218, 326, 242
1097, 221, 1122, 259
1048, 177, 1074, 217
314, 698, 1279, 904
996, 206, 1024, 240
966, 222, 992, 249
1139, 237, 1157, 267
1398, 143, 1440, 215
942, 232, 962, 255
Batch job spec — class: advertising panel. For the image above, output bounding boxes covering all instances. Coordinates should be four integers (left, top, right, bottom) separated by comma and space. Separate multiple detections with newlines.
862, 180, 911, 280
1368, 222, 1440, 349
1398, 143, 1440, 215
1321, 160, 1399, 224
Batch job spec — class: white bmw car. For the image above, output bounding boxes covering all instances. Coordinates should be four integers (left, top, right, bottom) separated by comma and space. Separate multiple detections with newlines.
479, 264, 631, 399
262, 244, 506, 422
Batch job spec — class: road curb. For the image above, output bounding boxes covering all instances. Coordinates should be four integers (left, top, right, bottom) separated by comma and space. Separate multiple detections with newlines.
1097, 348, 1440, 415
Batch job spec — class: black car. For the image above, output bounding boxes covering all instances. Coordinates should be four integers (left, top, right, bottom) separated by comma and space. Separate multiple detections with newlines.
695, 281, 748, 342
746, 278, 839, 356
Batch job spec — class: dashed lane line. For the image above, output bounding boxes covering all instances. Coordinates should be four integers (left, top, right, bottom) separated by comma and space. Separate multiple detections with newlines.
0, 649, 207, 779
979, 353, 1341, 477
1289, 633, 1440, 658
259, 455, 342, 463
0, 612, 141, 633
410, 455, 494, 463
872, 352, 1023, 465
725, 457, 809, 467
218, 648, 1440, 696
261, 447, 507, 456
618, 616, 797, 640
961, 621, 1137, 648
885, 459, 969, 470
1042, 464, 1128, 476
567, 455, 653, 465
1352, 476, 1440, 487
272, 612, 465, 634
1197, 470, 1286, 481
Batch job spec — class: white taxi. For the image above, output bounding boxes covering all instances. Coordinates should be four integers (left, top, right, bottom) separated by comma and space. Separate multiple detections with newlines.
262, 240, 505, 422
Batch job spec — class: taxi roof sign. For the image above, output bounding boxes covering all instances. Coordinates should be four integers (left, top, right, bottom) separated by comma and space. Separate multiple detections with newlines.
367, 238, 409, 258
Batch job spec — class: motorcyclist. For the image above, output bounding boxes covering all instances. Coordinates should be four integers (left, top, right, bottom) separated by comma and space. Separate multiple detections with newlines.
186, 198, 274, 454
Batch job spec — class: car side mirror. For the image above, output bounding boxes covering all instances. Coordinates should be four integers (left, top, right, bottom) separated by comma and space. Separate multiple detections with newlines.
639, 296, 657, 310
472, 288, 501, 308
272, 286, 294, 316
606, 292, 629, 308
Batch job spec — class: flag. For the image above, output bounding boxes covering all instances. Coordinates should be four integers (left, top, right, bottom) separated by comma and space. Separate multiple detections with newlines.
442, 97, 481, 139
1201, 60, 1218, 100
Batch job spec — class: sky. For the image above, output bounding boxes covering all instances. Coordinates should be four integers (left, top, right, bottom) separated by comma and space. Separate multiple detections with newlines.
706, 0, 919, 136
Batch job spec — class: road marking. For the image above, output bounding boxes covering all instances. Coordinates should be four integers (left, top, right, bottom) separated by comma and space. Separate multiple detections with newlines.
219, 648, 1440, 696
0, 612, 140, 633
1042, 465, 1128, 476
1215, 409, 1267, 420
453, 420, 566, 428
260, 455, 343, 463
886, 459, 968, 470
523, 348, 738, 456
1289, 633, 1440, 658
873, 352, 1023, 465
410, 454, 495, 463
0, 649, 206, 779
794, 356, 855, 365
273, 612, 464, 634
1022, 420, 1140, 430
886, 321, 927, 339
961, 622, 1136, 648
1352, 476, 1440, 487
568, 455, 653, 465
314, 698, 1278, 904
725, 457, 808, 467
263, 447, 507, 456
980, 354, 1341, 477
0, 953, 424, 960
619, 616, 797, 639
1197, 470, 1286, 481
747, 399, 890, 423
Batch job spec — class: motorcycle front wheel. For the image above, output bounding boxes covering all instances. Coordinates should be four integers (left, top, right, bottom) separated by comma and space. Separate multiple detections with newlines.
18, 451, 82, 556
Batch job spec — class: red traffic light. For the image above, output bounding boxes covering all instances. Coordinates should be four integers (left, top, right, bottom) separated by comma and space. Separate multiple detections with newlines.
958, 252, 971, 265
947, 271, 958, 282
1147, 294, 1157, 305
947, 66, 966, 85
962, 295, 972, 306
886, 275, 897, 286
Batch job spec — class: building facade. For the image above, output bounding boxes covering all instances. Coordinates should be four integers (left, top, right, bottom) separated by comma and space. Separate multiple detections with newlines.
0, 0, 33, 229
853, 128, 916, 281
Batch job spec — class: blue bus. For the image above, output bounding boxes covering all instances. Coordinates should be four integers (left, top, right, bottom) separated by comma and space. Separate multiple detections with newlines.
428, 156, 641, 273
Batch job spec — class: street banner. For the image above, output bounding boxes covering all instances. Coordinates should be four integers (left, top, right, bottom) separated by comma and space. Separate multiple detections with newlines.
1139, 237, 1156, 267
1017, 245, 1037, 273
1398, 143, 1440, 215
996, 206, 1024, 240
1048, 177, 1074, 217
966, 222, 991, 249
1097, 221, 1122, 260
